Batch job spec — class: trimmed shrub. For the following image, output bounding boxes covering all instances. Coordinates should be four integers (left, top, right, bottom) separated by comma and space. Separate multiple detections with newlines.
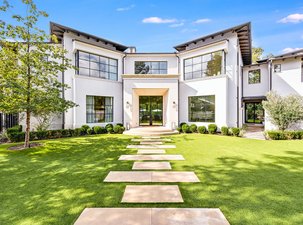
87, 127, 94, 135
116, 123, 124, 127
176, 127, 182, 133
179, 122, 187, 129
93, 126, 107, 134
197, 126, 207, 134
208, 124, 217, 134
266, 131, 287, 140
105, 123, 113, 131
61, 129, 71, 137
7, 132, 25, 142
36, 130, 48, 140
74, 128, 82, 136
182, 124, 191, 133
107, 127, 114, 134
231, 127, 240, 137
114, 125, 125, 134
189, 124, 197, 133
6, 125, 22, 134
80, 125, 90, 135
221, 126, 229, 136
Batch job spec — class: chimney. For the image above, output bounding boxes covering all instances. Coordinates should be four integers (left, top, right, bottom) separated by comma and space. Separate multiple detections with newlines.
127, 46, 136, 53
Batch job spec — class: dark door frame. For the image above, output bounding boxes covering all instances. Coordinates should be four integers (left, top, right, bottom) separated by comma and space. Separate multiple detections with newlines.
139, 96, 163, 126
244, 101, 264, 124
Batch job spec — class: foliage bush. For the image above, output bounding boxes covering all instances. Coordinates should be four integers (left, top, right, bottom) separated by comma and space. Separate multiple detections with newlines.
197, 126, 207, 134
93, 126, 106, 134
6, 125, 22, 134
87, 127, 94, 135
189, 124, 197, 133
266, 130, 303, 140
105, 124, 113, 132
176, 127, 182, 133
74, 128, 82, 136
179, 122, 187, 129
221, 126, 229, 136
231, 127, 241, 137
208, 124, 217, 134
80, 125, 90, 135
113, 125, 125, 134
7, 132, 26, 142
181, 124, 191, 133
107, 127, 114, 134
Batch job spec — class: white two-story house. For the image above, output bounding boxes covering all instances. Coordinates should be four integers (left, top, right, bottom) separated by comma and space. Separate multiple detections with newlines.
6, 21, 301, 132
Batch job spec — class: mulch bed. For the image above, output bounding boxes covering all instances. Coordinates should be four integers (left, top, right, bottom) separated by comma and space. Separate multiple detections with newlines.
8, 142, 43, 151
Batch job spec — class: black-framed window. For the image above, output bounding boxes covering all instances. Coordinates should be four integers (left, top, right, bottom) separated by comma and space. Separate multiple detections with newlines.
184, 51, 223, 80
76, 51, 118, 81
245, 102, 264, 124
274, 64, 281, 73
248, 69, 261, 84
135, 61, 167, 74
188, 95, 215, 122
86, 96, 113, 123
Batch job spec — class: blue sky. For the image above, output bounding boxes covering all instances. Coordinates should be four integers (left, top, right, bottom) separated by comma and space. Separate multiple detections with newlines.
1, 0, 303, 55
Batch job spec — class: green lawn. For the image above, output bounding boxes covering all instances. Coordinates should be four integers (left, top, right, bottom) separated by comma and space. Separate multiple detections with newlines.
0, 134, 303, 225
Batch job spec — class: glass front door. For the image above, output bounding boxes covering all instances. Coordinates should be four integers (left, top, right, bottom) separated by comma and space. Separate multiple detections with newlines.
139, 96, 163, 126
245, 102, 264, 124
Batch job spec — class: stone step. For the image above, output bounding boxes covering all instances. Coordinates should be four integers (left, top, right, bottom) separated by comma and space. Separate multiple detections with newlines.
127, 145, 176, 149
74, 208, 230, 225
104, 171, 200, 182
132, 162, 171, 170
137, 149, 166, 154
119, 154, 184, 161
131, 138, 171, 142
121, 185, 183, 203
140, 141, 163, 145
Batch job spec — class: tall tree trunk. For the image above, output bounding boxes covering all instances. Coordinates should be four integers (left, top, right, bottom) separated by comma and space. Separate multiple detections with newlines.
24, 110, 30, 148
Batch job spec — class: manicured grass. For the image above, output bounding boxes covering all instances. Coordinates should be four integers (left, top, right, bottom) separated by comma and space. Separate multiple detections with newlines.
0, 134, 303, 225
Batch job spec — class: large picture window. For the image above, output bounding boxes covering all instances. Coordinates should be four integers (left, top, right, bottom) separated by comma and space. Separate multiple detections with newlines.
77, 51, 118, 81
184, 51, 223, 80
135, 61, 167, 74
86, 96, 113, 123
188, 95, 215, 122
248, 69, 261, 84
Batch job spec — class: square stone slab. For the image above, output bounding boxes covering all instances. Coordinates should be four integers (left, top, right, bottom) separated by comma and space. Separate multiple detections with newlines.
137, 149, 166, 154
140, 141, 163, 145
104, 171, 199, 183
121, 185, 183, 203
74, 208, 230, 225
132, 162, 171, 170
104, 171, 152, 182
152, 172, 200, 182
141, 136, 162, 139
74, 208, 151, 225
127, 145, 176, 149
119, 154, 184, 161
152, 208, 230, 225
131, 138, 171, 142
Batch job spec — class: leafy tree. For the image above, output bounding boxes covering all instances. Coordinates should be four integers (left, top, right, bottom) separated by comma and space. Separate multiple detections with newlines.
252, 47, 264, 63
0, 0, 76, 148
262, 91, 303, 131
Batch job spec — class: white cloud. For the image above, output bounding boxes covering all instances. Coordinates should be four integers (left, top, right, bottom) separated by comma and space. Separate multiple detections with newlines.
116, 4, 135, 12
142, 17, 177, 24
282, 47, 302, 53
169, 22, 184, 28
278, 13, 303, 23
194, 18, 211, 24
181, 28, 198, 33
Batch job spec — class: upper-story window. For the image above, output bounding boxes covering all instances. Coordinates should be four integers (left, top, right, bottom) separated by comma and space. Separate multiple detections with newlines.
248, 69, 261, 84
135, 61, 168, 74
76, 50, 118, 81
184, 50, 223, 80
274, 64, 281, 73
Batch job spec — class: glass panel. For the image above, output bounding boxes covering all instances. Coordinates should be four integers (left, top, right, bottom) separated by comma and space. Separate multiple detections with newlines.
248, 69, 261, 84
193, 71, 202, 79
90, 54, 99, 62
109, 59, 117, 66
90, 61, 100, 70
193, 56, 202, 64
90, 69, 99, 77
139, 96, 163, 126
79, 68, 90, 76
79, 51, 90, 60
160, 62, 167, 70
100, 71, 107, 79
109, 65, 117, 73
109, 73, 117, 80
86, 96, 113, 123
79, 59, 89, 68
100, 56, 108, 64
245, 102, 264, 124
185, 72, 193, 80
192, 64, 202, 72
188, 95, 215, 122
184, 58, 192, 67
202, 53, 211, 62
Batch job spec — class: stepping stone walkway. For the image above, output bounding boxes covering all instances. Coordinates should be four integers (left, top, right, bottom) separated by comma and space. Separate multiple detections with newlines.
132, 162, 171, 170
121, 185, 183, 203
127, 144, 176, 149
137, 149, 166, 154
104, 171, 200, 182
74, 208, 230, 225
119, 154, 184, 161
74, 136, 230, 224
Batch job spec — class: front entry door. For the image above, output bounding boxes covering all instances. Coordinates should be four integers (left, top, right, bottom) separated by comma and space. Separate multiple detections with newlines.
245, 102, 264, 124
139, 96, 163, 126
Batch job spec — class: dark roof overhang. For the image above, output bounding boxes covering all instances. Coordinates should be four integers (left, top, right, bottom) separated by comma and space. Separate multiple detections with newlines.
50, 22, 128, 52
174, 22, 252, 65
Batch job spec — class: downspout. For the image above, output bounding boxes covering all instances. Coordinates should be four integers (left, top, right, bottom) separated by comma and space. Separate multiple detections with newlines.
236, 45, 240, 128
122, 53, 127, 126
269, 59, 273, 91
175, 52, 180, 127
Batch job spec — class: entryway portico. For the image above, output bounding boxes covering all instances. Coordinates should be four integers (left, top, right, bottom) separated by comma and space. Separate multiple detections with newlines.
123, 75, 179, 130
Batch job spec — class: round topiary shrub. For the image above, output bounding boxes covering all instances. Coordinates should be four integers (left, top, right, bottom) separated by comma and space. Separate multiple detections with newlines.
189, 124, 197, 133
87, 127, 94, 135
231, 127, 240, 137
179, 122, 187, 131
208, 124, 217, 134
105, 124, 113, 133
182, 124, 191, 133
221, 126, 229, 136
107, 127, 114, 134
197, 126, 207, 134
176, 127, 182, 133
113, 125, 125, 134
